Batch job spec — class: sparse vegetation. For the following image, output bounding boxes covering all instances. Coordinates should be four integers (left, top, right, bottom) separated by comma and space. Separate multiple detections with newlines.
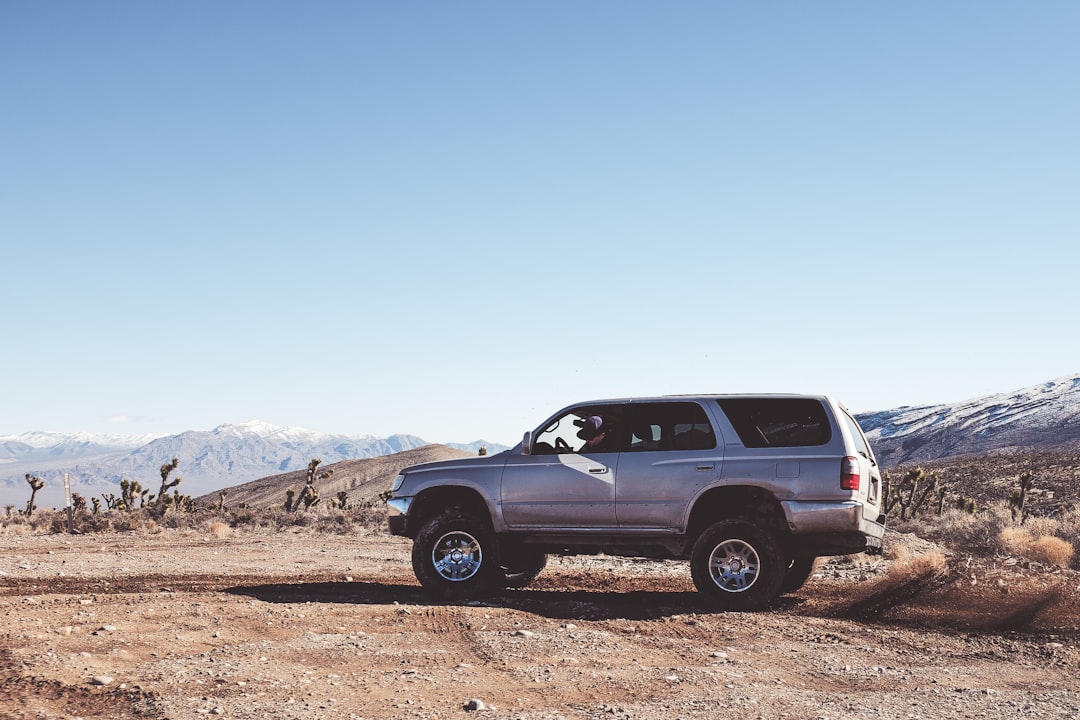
5, 448, 1077, 576
23, 474, 44, 517
288, 458, 334, 512
156, 458, 181, 506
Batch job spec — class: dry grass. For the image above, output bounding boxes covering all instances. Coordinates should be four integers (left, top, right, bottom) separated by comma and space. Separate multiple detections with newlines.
207, 520, 232, 539
998, 526, 1074, 567
891, 499, 1080, 569
885, 549, 948, 582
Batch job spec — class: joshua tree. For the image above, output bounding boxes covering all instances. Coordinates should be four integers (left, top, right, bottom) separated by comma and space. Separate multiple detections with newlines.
161, 489, 195, 513
295, 459, 332, 511
156, 458, 181, 506
478, 445, 488, 456
284, 488, 296, 512
884, 467, 944, 520
24, 474, 44, 517
120, 479, 146, 511
1009, 472, 1036, 524
218, 489, 227, 512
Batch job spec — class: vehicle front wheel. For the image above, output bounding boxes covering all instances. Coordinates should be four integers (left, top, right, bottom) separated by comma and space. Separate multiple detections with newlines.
690, 519, 788, 611
411, 511, 500, 599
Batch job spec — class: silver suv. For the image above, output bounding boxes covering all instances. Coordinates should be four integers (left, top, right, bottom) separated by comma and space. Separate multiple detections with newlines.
386, 394, 885, 610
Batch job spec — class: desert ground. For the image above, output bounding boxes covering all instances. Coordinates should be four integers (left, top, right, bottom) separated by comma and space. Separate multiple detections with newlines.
2, 525, 1079, 720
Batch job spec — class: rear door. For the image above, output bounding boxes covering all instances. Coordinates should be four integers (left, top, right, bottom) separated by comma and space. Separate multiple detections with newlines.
615, 401, 722, 529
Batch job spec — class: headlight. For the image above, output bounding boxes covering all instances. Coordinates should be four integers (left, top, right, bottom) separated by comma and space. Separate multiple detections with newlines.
390, 474, 405, 493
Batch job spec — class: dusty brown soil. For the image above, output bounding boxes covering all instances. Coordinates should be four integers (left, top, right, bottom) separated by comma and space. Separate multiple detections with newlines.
2, 526, 1079, 720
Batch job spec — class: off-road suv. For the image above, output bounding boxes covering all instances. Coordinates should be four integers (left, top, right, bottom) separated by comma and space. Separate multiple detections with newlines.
386, 395, 885, 610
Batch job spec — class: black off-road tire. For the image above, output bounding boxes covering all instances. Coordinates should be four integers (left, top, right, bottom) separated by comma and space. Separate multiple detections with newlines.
411, 511, 501, 599
502, 548, 548, 589
690, 519, 788, 611
780, 557, 817, 594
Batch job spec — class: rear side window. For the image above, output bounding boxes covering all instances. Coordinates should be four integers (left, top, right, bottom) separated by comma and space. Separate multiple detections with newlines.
717, 398, 831, 448
629, 401, 716, 451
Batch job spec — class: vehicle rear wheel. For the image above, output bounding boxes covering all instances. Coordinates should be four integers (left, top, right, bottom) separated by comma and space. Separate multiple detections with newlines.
502, 548, 547, 589
411, 510, 500, 599
780, 557, 817, 594
690, 519, 788, 610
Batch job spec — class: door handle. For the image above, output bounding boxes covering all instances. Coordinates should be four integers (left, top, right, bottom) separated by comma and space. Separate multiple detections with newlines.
696, 464, 714, 471
589, 467, 607, 474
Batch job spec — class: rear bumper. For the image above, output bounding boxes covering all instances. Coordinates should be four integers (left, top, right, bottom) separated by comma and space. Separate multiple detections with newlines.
781, 499, 885, 556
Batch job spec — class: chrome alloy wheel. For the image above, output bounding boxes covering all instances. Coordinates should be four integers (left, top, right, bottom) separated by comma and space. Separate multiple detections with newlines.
432, 531, 484, 582
707, 538, 761, 592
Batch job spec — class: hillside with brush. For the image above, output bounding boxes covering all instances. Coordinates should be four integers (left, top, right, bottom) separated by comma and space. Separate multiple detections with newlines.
197, 444, 473, 510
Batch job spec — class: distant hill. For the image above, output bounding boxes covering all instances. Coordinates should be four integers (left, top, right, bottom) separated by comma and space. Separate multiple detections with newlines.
196, 444, 474, 509
0, 421, 507, 509
857, 375, 1080, 468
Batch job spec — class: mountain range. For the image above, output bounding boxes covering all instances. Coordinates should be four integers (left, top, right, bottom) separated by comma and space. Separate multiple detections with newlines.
857, 375, 1080, 467
3, 374, 1079, 511
0, 421, 505, 510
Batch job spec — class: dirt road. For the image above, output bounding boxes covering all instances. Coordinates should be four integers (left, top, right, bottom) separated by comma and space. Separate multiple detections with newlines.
2, 525, 1078, 719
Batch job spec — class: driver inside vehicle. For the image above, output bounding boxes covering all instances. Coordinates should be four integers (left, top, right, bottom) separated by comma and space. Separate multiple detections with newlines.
575, 415, 617, 453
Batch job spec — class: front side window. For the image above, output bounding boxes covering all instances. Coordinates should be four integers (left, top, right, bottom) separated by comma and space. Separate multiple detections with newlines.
717, 398, 831, 448
532, 404, 628, 454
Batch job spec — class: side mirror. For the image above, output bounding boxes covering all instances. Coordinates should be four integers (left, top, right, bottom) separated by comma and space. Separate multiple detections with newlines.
521, 431, 533, 456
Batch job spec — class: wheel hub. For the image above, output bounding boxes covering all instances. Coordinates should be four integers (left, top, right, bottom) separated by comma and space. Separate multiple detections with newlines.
709, 539, 760, 593
432, 531, 483, 582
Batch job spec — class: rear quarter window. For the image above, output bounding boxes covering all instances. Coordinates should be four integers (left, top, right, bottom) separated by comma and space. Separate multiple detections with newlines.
716, 398, 831, 448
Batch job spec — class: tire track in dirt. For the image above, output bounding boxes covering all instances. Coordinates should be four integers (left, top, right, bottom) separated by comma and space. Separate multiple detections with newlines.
0, 649, 162, 720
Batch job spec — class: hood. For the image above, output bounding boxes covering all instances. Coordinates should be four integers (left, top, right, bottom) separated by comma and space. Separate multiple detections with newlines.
401, 447, 514, 476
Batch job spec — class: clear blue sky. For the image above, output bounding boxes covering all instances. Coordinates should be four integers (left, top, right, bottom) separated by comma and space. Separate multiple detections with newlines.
3, 2, 1078, 446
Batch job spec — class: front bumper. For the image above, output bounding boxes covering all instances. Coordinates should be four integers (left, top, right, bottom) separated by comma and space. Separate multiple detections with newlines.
385, 497, 412, 536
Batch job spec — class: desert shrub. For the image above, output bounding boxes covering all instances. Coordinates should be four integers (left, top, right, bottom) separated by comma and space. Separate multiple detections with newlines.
895, 501, 1014, 554
226, 506, 258, 527
112, 511, 162, 534
1057, 502, 1080, 565
352, 499, 389, 529
25, 509, 64, 533
0, 518, 30, 535
885, 549, 948, 582
74, 510, 116, 533
1023, 514, 1062, 539
207, 520, 232, 539
1028, 535, 1074, 567
314, 511, 354, 534
997, 526, 1074, 567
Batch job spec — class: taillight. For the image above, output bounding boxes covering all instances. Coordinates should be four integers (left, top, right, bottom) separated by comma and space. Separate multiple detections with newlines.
841, 456, 860, 491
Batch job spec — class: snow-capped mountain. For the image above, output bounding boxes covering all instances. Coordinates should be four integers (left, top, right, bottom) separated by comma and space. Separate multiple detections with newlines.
0, 430, 161, 464
857, 375, 1080, 468
0, 421, 506, 510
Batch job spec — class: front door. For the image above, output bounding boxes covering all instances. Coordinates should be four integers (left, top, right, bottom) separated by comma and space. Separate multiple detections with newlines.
500, 403, 627, 529
500, 451, 617, 528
